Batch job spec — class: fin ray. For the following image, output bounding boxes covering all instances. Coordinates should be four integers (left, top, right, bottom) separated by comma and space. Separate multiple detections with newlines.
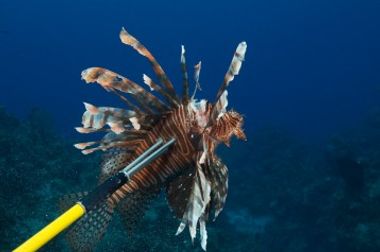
215, 41, 247, 99
81, 67, 169, 114
66, 202, 114, 252
119, 27, 179, 103
205, 157, 229, 219
211, 42, 247, 122
117, 187, 160, 234
143, 74, 179, 107
191, 61, 202, 100
181, 45, 190, 105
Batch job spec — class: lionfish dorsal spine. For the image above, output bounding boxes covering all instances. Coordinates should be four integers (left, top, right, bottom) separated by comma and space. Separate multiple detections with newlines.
180, 45, 190, 105
216, 41, 247, 99
191, 61, 202, 100
119, 27, 180, 104
111, 89, 144, 115
142, 73, 179, 107
210, 41, 247, 123
81, 67, 168, 114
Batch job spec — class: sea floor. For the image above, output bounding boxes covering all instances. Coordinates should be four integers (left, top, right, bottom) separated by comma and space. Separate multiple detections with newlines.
1, 107, 380, 252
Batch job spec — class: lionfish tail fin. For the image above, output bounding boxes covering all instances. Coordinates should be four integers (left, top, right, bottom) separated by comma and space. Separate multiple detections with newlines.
211, 42, 247, 121
119, 27, 180, 104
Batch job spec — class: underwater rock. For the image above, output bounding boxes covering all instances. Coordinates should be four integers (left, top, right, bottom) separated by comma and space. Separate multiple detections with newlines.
326, 139, 367, 196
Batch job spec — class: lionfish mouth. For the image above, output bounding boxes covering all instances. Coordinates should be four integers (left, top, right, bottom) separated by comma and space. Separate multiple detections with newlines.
68, 27, 247, 251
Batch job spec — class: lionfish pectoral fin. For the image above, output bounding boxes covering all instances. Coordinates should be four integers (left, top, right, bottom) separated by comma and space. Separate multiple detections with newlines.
116, 187, 160, 235
205, 157, 229, 220
75, 103, 154, 156
59, 192, 114, 252
166, 166, 196, 218
167, 161, 212, 251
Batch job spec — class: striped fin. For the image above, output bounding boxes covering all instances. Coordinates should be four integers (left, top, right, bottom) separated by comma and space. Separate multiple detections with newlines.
175, 157, 212, 251
191, 61, 202, 100
181, 45, 190, 105
143, 74, 179, 107
81, 67, 169, 114
211, 90, 228, 123
166, 166, 196, 218
99, 148, 133, 181
58, 192, 89, 212
73, 141, 98, 150
75, 132, 143, 155
66, 201, 114, 252
80, 102, 137, 132
119, 27, 179, 103
211, 42, 247, 122
75, 127, 108, 134
215, 41, 247, 99
110, 89, 143, 115
117, 187, 159, 234
76, 141, 133, 155
58, 192, 114, 252
205, 157, 229, 220
74, 102, 156, 155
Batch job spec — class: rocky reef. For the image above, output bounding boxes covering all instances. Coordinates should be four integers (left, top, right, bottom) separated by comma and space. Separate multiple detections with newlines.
1, 107, 380, 251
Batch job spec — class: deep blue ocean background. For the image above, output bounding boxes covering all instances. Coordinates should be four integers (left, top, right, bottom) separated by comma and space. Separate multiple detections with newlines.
1, 0, 380, 251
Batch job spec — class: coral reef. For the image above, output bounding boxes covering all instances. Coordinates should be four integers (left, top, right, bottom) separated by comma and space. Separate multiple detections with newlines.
0, 107, 99, 251
1, 107, 380, 251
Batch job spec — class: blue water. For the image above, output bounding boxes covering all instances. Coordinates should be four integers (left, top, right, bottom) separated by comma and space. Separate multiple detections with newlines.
1, 0, 380, 251
1, 0, 379, 141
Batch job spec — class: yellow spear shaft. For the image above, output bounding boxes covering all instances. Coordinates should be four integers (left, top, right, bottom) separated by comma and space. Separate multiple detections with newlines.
13, 203, 86, 252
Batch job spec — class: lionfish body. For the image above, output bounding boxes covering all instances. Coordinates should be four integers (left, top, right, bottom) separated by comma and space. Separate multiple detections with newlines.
69, 27, 247, 251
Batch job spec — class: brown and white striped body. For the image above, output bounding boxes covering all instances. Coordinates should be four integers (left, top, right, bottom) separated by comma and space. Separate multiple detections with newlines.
107, 105, 195, 205
70, 27, 247, 251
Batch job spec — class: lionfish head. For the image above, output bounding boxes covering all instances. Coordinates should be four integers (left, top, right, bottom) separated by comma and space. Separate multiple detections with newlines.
187, 40, 247, 148
209, 110, 246, 146
187, 98, 246, 152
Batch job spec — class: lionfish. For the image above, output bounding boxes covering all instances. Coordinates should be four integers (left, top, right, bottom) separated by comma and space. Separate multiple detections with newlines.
68, 27, 247, 251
